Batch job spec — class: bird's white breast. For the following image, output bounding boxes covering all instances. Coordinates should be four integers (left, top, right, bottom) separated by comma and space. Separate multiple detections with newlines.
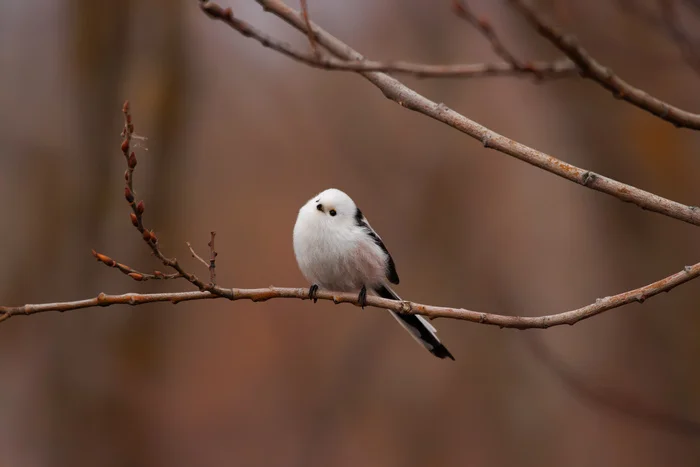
293, 211, 388, 292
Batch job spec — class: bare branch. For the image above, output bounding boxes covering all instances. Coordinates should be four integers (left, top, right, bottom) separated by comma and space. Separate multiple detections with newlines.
198, 2, 575, 79
3, 92, 700, 334
3, 258, 700, 326
186, 241, 210, 269
509, 0, 700, 130
452, 0, 543, 79
120, 102, 219, 293
208, 231, 217, 285
299, 0, 319, 56
91, 249, 182, 281
185, 232, 218, 284
200, 0, 700, 226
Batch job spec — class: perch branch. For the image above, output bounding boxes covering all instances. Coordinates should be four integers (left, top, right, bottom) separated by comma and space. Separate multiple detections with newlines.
2, 258, 700, 326
509, 0, 700, 130
3, 101, 700, 331
199, 0, 700, 227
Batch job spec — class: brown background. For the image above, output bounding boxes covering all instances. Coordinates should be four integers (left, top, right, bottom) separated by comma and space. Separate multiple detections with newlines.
1, 0, 700, 466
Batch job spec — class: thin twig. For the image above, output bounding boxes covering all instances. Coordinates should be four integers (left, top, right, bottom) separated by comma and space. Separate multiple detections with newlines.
198, 2, 575, 79
299, 0, 319, 56
91, 249, 182, 281
509, 0, 700, 130
187, 241, 210, 269
119, 102, 217, 293
2, 258, 700, 325
451, 0, 543, 79
208, 231, 217, 285
202, 0, 700, 226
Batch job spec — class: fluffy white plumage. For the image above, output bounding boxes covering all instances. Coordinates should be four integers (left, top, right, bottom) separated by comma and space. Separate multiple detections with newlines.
293, 188, 454, 360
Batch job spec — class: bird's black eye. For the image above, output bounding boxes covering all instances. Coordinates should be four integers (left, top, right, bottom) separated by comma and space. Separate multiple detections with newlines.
329, 209, 337, 216
316, 203, 323, 212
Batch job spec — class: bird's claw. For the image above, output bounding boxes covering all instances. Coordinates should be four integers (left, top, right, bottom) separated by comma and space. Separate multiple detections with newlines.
358, 285, 367, 309
309, 284, 319, 303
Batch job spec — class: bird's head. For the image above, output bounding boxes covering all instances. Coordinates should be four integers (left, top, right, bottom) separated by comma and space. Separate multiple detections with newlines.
297, 188, 359, 230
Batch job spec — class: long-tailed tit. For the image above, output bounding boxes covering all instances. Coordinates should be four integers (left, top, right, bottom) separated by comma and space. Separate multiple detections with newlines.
293, 188, 454, 360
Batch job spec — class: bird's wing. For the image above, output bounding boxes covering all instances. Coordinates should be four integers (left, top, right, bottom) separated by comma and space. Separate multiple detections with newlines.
354, 207, 399, 284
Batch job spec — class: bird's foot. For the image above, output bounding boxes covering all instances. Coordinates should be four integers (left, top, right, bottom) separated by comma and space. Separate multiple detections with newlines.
309, 284, 319, 303
358, 285, 368, 309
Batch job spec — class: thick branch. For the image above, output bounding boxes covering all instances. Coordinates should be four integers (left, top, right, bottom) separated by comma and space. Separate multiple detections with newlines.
201, 0, 700, 227
3, 258, 700, 327
510, 0, 700, 130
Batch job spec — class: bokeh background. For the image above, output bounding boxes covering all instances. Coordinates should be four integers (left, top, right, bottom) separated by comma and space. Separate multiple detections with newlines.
2, 0, 700, 466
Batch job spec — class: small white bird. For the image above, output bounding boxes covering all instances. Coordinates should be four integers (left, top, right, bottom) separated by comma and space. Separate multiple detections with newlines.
293, 188, 454, 360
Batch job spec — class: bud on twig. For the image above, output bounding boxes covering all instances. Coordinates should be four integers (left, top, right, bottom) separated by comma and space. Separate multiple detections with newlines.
136, 200, 145, 214
121, 139, 129, 153
128, 152, 137, 168
92, 250, 116, 267
125, 186, 134, 203
128, 272, 144, 281
143, 230, 151, 241
130, 213, 138, 227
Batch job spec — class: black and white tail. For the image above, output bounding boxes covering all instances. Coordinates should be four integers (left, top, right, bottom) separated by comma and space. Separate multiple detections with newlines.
375, 285, 455, 360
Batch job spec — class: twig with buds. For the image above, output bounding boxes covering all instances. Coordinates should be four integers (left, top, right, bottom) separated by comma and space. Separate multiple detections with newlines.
119, 101, 220, 293
91, 250, 181, 281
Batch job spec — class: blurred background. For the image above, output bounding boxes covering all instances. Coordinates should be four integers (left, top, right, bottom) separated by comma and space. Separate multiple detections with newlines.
2, 0, 700, 465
